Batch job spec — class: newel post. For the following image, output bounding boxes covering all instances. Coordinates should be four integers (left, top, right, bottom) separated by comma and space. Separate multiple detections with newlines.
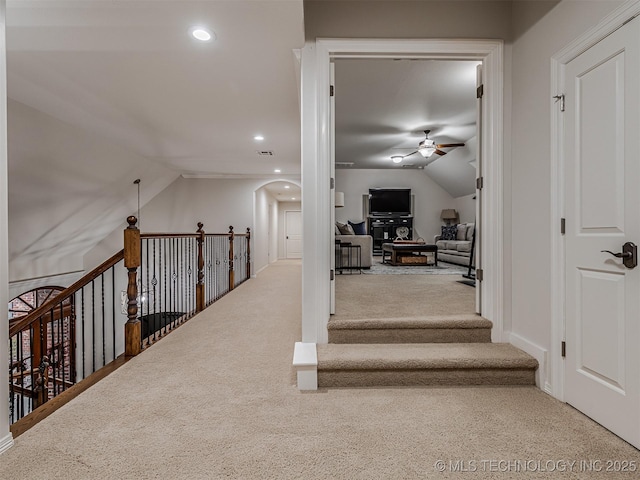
229, 226, 235, 290
196, 222, 205, 312
124, 216, 141, 357
246, 227, 251, 279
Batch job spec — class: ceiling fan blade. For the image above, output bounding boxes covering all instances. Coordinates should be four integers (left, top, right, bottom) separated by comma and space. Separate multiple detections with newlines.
433, 149, 447, 156
434, 143, 465, 148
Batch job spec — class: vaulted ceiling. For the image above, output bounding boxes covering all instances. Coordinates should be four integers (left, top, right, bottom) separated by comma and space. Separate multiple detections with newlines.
334, 58, 479, 197
5, 0, 304, 281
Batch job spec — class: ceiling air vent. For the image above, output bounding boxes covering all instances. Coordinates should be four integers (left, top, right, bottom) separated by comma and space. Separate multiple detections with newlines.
257, 150, 274, 156
335, 162, 354, 168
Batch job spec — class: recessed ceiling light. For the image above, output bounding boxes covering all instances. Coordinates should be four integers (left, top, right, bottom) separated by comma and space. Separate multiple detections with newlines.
254, 135, 264, 141
274, 169, 281, 173
284, 185, 290, 189
291, 197, 296, 200
190, 27, 214, 42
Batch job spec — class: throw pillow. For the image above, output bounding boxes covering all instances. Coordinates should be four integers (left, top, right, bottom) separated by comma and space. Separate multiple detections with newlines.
336, 222, 352, 235
441, 224, 458, 240
348, 220, 367, 235
456, 223, 467, 240
466, 223, 475, 241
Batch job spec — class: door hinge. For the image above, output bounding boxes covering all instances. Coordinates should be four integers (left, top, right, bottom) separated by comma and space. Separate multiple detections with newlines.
553, 94, 565, 112
476, 268, 484, 281
561, 341, 566, 358
476, 84, 484, 99
330, 177, 335, 189
330, 269, 334, 281
476, 177, 484, 190
560, 218, 566, 235
330, 85, 334, 97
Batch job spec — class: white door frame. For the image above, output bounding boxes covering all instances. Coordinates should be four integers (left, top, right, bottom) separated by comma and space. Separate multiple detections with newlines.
550, 0, 640, 400
301, 38, 504, 347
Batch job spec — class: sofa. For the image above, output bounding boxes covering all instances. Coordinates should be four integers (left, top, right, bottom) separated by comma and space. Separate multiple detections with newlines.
335, 221, 373, 268
434, 222, 475, 267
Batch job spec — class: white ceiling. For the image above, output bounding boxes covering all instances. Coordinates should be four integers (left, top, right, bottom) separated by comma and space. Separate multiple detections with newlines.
263, 181, 301, 202
6, 0, 305, 177
334, 58, 480, 171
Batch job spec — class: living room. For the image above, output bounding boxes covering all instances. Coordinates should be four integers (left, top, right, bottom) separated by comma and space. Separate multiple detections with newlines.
332, 57, 479, 281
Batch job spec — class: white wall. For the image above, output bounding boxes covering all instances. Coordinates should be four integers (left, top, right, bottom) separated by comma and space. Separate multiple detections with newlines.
304, 0, 513, 40
7, 99, 179, 283
278, 201, 301, 259
84, 177, 300, 274
509, 0, 623, 355
335, 169, 455, 242
453, 193, 476, 224
254, 187, 277, 272
0, 0, 12, 454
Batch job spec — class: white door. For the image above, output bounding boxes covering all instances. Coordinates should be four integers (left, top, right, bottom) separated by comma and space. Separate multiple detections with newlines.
330, 62, 336, 314
285, 210, 302, 259
474, 64, 483, 314
564, 17, 640, 448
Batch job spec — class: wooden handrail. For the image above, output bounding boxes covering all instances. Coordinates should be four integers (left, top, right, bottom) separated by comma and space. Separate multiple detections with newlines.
141, 233, 200, 239
9, 249, 125, 337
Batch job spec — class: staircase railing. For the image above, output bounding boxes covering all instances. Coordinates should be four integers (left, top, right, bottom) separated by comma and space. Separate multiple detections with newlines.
8, 217, 251, 428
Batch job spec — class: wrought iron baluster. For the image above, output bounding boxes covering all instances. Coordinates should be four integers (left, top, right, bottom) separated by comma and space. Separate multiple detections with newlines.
152, 239, 158, 342
101, 273, 105, 369
91, 280, 96, 373
81, 288, 85, 379
49, 308, 56, 397
112, 266, 116, 361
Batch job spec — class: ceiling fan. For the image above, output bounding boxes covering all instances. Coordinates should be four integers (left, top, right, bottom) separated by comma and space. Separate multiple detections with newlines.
391, 130, 465, 163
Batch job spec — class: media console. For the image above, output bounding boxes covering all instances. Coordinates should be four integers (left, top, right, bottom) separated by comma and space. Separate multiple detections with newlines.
368, 216, 413, 255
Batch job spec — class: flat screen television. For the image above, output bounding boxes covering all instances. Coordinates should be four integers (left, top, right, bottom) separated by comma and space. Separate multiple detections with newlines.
369, 188, 411, 216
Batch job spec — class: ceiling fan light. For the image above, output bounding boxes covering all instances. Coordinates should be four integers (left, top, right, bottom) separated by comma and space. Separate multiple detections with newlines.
418, 137, 435, 157
391, 155, 403, 164
418, 145, 435, 157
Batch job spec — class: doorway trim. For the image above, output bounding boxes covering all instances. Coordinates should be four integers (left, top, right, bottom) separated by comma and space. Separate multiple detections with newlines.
301, 38, 504, 350
550, 0, 640, 400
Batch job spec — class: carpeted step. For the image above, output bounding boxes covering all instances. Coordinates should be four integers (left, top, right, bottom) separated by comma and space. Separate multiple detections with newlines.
317, 343, 538, 387
328, 315, 492, 344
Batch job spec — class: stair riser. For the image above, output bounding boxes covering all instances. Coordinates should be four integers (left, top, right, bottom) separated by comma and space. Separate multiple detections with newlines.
318, 369, 536, 387
329, 328, 491, 344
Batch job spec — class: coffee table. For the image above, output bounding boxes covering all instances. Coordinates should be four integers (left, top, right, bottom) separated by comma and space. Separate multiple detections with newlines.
381, 243, 438, 266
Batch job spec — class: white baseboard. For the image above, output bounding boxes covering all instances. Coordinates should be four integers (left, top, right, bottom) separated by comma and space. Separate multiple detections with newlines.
0, 432, 14, 455
510, 332, 548, 390
255, 264, 269, 276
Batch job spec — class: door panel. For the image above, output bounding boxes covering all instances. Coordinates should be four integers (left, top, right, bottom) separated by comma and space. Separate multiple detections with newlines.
285, 210, 302, 259
577, 51, 625, 231
564, 17, 640, 447
576, 268, 625, 390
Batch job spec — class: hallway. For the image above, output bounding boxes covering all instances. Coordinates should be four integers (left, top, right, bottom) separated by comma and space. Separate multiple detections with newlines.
1, 261, 639, 479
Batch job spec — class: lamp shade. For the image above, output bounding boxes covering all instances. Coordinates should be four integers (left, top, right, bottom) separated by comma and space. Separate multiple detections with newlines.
418, 139, 436, 157
335, 191, 345, 208
440, 209, 458, 220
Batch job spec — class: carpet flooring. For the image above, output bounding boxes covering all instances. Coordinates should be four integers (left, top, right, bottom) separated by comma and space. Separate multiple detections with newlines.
1, 260, 639, 479
334, 273, 476, 319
